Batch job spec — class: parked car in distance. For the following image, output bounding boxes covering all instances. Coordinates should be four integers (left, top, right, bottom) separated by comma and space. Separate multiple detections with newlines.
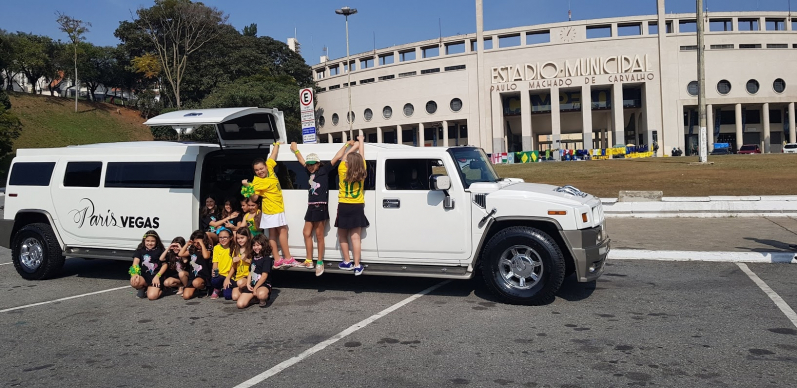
784, 143, 797, 154
710, 148, 732, 155
737, 144, 761, 154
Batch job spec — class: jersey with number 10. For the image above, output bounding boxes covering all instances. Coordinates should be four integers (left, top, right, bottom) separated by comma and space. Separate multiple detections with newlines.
338, 160, 366, 204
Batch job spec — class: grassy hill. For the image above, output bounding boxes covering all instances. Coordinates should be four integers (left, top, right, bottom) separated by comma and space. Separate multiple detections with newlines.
8, 92, 153, 150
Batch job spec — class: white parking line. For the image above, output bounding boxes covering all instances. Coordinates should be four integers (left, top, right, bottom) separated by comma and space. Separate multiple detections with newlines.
737, 263, 797, 329
232, 280, 452, 388
0, 262, 12, 266
0, 286, 129, 313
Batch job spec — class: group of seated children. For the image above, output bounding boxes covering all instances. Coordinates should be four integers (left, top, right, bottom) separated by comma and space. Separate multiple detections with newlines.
129, 136, 368, 308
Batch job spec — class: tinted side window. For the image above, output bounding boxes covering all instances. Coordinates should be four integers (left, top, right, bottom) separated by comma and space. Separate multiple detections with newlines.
9, 162, 56, 186
64, 162, 102, 187
384, 159, 443, 190
276, 160, 377, 191
105, 162, 196, 188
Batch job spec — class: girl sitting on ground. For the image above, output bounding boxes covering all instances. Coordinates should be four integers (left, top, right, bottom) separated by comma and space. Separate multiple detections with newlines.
161, 236, 187, 295
210, 229, 234, 300
236, 233, 273, 309
227, 228, 253, 304
179, 230, 212, 300
129, 230, 167, 300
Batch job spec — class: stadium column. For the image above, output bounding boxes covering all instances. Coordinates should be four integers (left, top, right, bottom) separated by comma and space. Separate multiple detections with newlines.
377, 127, 382, 143
551, 88, 561, 155
735, 103, 743, 151
520, 90, 532, 151
328, 133, 333, 143
492, 92, 504, 152
418, 123, 425, 147
706, 104, 714, 149
762, 103, 770, 153
397, 125, 403, 144
581, 85, 592, 150
342, 130, 348, 143
789, 102, 796, 144
442, 120, 449, 147
612, 82, 624, 145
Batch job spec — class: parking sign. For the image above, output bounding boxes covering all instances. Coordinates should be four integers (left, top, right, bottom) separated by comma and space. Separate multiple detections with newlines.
299, 88, 317, 143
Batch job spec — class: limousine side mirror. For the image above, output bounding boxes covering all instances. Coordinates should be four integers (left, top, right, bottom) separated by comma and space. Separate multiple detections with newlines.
430, 175, 455, 210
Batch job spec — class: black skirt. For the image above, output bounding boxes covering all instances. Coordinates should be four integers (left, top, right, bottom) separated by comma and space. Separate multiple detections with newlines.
304, 203, 330, 222
334, 203, 370, 229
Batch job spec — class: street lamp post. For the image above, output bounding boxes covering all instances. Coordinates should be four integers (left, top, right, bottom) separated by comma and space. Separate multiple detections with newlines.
697, 0, 708, 162
336, 6, 358, 139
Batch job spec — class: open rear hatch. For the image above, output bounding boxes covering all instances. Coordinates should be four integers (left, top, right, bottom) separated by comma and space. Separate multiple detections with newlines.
143, 107, 287, 149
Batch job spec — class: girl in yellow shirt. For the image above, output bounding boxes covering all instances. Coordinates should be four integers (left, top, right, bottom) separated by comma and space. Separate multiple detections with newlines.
210, 229, 234, 300
227, 228, 254, 303
334, 135, 369, 276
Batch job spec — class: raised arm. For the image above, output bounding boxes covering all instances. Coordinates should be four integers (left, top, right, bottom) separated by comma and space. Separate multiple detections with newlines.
331, 140, 354, 165
357, 135, 365, 157
269, 142, 280, 161
290, 142, 306, 167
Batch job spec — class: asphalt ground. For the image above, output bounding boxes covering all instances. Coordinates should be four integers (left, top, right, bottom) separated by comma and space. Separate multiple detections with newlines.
1, 247, 796, 388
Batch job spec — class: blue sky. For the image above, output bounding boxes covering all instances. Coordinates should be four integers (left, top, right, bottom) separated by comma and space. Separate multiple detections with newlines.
2, 0, 793, 64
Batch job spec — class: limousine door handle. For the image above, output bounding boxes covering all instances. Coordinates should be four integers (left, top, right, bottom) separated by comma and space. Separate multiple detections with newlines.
383, 199, 400, 208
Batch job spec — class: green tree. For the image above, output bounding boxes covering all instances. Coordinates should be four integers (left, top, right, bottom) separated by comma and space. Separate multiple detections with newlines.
10, 33, 59, 95
133, 0, 227, 107
0, 89, 22, 161
242, 23, 257, 37
76, 43, 116, 101
0, 30, 17, 91
56, 12, 91, 112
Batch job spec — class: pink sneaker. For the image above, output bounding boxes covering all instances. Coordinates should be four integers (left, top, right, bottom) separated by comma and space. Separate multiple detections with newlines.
282, 257, 299, 267
272, 258, 284, 269
210, 289, 219, 300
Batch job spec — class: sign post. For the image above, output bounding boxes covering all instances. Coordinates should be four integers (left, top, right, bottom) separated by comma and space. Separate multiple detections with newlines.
299, 88, 317, 144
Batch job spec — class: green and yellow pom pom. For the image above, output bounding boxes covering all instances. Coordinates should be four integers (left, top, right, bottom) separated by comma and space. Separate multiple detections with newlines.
241, 185, 255, 198
128, 265, 141, 276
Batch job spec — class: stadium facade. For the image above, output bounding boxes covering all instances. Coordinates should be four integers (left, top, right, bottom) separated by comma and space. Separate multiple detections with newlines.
311, 9, 797, 156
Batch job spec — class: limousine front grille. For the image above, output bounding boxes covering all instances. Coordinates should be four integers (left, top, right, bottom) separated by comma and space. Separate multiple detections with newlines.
474, 193, 487, 208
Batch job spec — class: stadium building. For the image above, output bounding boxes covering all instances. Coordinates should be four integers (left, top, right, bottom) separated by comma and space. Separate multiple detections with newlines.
311, 6, 797, 156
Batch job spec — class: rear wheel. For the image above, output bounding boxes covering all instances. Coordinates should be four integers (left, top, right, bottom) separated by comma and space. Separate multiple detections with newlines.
480, 226, 565, 305
12, 223, 65, 280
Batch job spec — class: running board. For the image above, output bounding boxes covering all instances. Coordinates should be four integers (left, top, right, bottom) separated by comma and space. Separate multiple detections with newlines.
65, 247, 135, 260
279, 262, 474, 279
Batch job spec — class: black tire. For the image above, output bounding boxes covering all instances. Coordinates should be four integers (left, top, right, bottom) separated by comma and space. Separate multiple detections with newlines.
480, 226, 565, 305
11, 223, 65, 280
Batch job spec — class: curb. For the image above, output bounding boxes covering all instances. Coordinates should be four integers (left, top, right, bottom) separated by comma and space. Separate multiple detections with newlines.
609, 249, 797, 264
601, 195, 797, 218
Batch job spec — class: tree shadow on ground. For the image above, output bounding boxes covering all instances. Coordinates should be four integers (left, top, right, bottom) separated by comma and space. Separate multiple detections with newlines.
740, 237, 794, 252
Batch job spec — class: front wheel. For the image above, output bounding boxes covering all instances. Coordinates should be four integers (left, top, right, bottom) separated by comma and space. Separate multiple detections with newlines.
480, 226, 565, 305
12, 223, 65, 280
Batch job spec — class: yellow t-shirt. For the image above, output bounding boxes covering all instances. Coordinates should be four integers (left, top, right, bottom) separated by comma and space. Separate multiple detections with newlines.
251, 159, 284, 215
212, 245, 233, 277
232, 256, 251, 281
338, 159, 366, 204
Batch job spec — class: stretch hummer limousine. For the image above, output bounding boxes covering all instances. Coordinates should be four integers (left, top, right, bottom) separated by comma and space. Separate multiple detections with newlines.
0, 107, 609, 305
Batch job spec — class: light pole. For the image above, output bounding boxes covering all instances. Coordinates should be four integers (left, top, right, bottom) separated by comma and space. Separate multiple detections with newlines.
336, 6, 357, 139
697, 0, 708, 162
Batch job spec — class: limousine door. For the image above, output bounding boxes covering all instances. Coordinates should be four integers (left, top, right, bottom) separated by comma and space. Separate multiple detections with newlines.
143, 107, 288, 149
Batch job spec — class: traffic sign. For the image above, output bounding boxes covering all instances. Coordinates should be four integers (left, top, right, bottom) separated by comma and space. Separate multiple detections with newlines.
302, 126, 317, 144
300, 88, 314, 108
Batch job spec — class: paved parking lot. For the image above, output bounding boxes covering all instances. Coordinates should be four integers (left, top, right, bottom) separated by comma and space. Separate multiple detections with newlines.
1, 246, 796, 388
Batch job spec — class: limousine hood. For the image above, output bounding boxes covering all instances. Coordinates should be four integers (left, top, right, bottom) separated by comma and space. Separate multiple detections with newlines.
470, 180, 596, 207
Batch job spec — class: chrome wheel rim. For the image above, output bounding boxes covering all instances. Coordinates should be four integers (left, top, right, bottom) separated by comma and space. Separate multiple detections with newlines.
498, 245, 543, 290
19, 237, 44, 273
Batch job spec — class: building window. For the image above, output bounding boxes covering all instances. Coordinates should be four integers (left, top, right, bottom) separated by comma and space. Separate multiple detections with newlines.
105, 162, 196, 189
316, 69, 325, 80
649, 22, 659, 35
383, 106, 392, 119
426, 101, 437, 114
422, 46, 439, 58
361, 58, 374, 69
399, 71, 416, 78
709, 19, 733, 31
330, 66, 340, 76
403, 103, 414, 117
360, 78, 375, 84
680, 45, 698, 51
318, 116, 325, 127
746, 80, 760, 94
343, 81, 356, 87
766, 19, 786, 31
739, 44, 762, 49
364, 108, 373, 121
618, 23, 642, 36
399, 50, 416, 62
64, 162, 102, 188
332, 113, 339, 126
347, 111, 355, 123
679, 20, 697, 33
450, 98, 463, 112
687, 81, 699, 96
9, 162, 56, 186
445, 65, 466, 71
586, 25, 611, 39
379, 54, 394, 65
445, 42, 465, 55
471, 38, 493, 51
498, 34, 521, 48
767, 43, 788, 49
717, 80, 732, 95
774, 78, 786, 93
526, 30, 549, 45
710, 44, 734, 49
328, 85, 340, 90
738, 19, 760, 31
420, 68, 440, 75
378, 74, 395, 81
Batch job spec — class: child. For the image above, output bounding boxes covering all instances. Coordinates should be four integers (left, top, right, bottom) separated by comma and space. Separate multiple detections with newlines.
161, 237, 187, 295
129, 230, 167, 300
179, 230, 212, 300
227, 228, 253, 303
239, 196, 262, 237
236, 233, 273, 308
217, 198, 243, 234
335, 135, 369, 276
290, 141, 340, 275
200, 196, 220, 243
242, 141, 297, 268
210, 229, 234, 300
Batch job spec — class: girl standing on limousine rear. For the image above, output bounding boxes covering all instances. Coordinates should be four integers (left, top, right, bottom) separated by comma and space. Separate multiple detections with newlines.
242, 142, 297, 268
129, 230, 166, 300
335, 135, 368, 276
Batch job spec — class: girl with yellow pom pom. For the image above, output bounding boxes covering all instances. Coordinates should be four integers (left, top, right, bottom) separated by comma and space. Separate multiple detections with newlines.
129, 230, 166, 300
241, 141, 297, 268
